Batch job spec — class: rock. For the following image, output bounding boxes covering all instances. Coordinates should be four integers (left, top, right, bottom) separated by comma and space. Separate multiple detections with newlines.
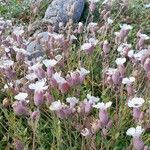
43, 0, 85, 30
26, 32, 49, 59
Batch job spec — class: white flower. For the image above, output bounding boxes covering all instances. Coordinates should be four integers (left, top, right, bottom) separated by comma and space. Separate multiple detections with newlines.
128, 50, 134, 58
78, 22, 83, 26
88, 22, 98, 28
0, 59, 14, 68
126, 126, 144, 137
107, 17, 113, 25
105, 68, 117, 75
52, 72, 66, 84
128, 97, 145, 108
120, 24, 133, 30
87, 94, 99, 104
70, 35, 77, 40
114, 32, 120, 36
122, 77, 135, 85
49, 33, 63, 40
14, 92, 28, 101
28, 62, 42, 71
93, 101, 112, 109
55, 55, 63, 62
89, 0, 99, 2
43, 59, 57, 68
134, 49, 147, 61
5, 48, 10, 53
115, 57, 126, 65
117, 43, 132, 54
13, 27, 24, 36
49, 100, 62, 111
66, 97, 79, 105
28, 79, 48, 92
102, 0, 109, 4
4, 82, 13, 89
144, 3, 150, 8
26, 73, 37, 81
81, 43, 93, 51
77, 67, 90, 76
89, 38, 98, 45
13, 46, 30, 55
81, 128, 90, 136
139, 33, 149, 40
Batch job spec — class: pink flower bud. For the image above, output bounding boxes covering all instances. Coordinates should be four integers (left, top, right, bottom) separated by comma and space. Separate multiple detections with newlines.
146, 71, 150, 80
35, 67, 45, 79
126, 85, 135, 96
84, 102, 92, 114
133, 137, 144, 150
47, 66, 54, 78
99, 109, 109, 128
112, 70, 121, 85
139, 111, 144, 122
14, 139, 24, 150
44, 92, 53, 105
50, 78, 58, 88
5, 68, 16, 80
137, 38, 144, 50
34, 91, 44, 106
89, 2, 96, 13
144, 58, 150, 72
31, 111, 40, 120
103, 40, 110, 55
58, 82, 70, 93
133, 108, 141, 120
16, 52, 25, 61
106, 76, 113, 86
118, 65, 126, 77
106, 120, 112, 129
12, 101, 28, 116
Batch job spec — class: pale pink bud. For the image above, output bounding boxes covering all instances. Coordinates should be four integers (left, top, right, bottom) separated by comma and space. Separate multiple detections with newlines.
47, 66, 54, 78
112, 70, 121, 85
12, 101, 28, 116
50, 78, 58, 88
84, 102, 92, 114
16, 52, 25, 61
106, 120, 112, 129
139, 111, 144, 122
44, 92, 53, 105
31, 111, 40, 120
118, 65, 126, 77
58, 82, 70, 93
144, 58, 150, 72
133, 137, 144, 150
89, 2, 96, 13
99, 109, 109, 128
35, 67, 45, 79
106, 76, 113, 86
137, 38, 144, 50
14, 139, 24, 150
5, 68, 16, 80
103, 40, 110, 55
146, 71, 150, 80
133, 108, 141, 120
126, 85, 135, 96
34, 91, 44, 106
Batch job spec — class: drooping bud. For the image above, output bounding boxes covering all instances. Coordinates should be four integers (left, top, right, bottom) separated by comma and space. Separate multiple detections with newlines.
34, 91, 44, 107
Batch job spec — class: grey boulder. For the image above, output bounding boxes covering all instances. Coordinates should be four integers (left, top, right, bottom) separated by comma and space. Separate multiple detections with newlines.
43, 0, 85, 29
